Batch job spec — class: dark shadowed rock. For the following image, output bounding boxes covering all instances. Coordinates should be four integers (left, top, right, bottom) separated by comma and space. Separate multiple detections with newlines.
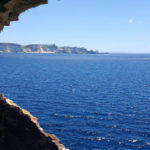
0, 95, 68, 150
0, 0, 48, 32
0, 1, 68, 150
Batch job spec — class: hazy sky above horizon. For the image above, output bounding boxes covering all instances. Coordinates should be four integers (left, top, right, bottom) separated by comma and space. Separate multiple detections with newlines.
1, 0, 150, 53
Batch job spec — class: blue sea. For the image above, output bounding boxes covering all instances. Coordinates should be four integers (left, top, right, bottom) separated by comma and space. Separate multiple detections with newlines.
0, 53, 150, 150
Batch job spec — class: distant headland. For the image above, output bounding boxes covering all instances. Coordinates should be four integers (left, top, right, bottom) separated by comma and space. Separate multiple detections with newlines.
0, 43, 108, 54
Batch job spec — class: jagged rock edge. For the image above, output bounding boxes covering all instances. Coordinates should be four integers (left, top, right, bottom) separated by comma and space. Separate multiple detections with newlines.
0, 95, 68, 150
0, 0, 48, 32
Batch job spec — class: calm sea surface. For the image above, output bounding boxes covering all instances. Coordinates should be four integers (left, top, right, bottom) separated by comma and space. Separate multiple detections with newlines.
0, 53, 150, 150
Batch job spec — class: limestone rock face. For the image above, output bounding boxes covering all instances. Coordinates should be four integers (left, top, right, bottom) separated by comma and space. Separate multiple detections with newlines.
0, 0, 48, 32
0, 43, 99, 54
0, 95, 67, 150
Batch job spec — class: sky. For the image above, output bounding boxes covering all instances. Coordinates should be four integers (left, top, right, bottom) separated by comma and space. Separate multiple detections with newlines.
1, 0, 150, 53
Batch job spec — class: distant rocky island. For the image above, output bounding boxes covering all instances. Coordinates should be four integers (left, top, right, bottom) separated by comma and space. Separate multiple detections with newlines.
0, 43, 104, 54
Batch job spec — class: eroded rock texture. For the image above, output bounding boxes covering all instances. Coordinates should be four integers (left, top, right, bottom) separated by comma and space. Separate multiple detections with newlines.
0, 1, 68, 150
0, 0, 48, 32
0, 95, 67, 150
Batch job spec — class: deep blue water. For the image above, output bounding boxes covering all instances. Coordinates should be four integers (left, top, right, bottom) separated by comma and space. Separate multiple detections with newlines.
0, 53, 150, 150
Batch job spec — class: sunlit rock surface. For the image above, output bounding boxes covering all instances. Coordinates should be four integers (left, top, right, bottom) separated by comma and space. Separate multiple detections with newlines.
0, 95, 67, 150
0, 43, 99, 54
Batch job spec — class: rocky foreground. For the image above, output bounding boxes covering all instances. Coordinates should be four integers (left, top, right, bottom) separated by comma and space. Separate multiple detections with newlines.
0, 0, 69, 150
0, 95, 68, 150
0, 43, 99, 54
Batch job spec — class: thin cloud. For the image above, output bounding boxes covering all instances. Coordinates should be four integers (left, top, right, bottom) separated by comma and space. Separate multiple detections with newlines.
137, 20, 143, 24
128, 18, 134, 24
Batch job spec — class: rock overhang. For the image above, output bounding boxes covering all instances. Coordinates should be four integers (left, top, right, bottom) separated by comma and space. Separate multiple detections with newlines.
0, 1, 68, 150
0, 0, 48, 32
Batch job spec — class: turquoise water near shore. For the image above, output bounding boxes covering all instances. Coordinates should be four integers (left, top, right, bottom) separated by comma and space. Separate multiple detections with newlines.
0, 53, 150, 150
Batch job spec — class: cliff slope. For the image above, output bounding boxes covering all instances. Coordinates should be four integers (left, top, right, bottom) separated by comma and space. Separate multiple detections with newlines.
0, 43, 99, 54
0, 95, 67, 150
0, 1, 68, 150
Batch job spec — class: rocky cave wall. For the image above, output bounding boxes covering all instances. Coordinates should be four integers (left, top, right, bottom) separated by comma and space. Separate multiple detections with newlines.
0, 0, 47, 32
0, 0, 67, 150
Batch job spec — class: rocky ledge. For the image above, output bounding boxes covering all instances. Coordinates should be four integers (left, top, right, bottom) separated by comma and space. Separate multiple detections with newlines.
0, 0, 48, 32
0, 95, 68, 150
0, 1, 68, 150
